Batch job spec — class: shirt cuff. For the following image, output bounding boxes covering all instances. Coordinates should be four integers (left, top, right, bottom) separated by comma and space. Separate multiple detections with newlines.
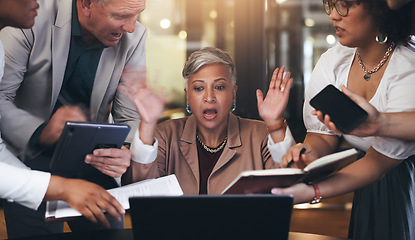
0, 163, 51, 210
27, 170, 51, 209
268, 126, 296, 164
130, 128, 158, 164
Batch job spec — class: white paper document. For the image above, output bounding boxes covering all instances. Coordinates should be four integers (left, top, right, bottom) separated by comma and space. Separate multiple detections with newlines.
45, 174, 183, 220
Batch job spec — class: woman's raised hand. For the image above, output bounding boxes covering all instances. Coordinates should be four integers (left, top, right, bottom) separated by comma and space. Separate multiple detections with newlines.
256, 67, 293, 125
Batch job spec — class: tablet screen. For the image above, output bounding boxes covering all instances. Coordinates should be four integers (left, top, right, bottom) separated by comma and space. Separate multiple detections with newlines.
50, 121, 130, 188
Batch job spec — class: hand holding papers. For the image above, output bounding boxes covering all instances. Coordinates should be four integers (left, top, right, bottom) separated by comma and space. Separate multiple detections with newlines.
45, 175, 183, 221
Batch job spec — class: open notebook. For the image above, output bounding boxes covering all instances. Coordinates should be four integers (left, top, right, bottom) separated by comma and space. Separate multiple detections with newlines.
129, 195, 293, 239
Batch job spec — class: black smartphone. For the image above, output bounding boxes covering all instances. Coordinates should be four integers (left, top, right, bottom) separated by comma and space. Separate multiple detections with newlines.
309, 84, 368, 133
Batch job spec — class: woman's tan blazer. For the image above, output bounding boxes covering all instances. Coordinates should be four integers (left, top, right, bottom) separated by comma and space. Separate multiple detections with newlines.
124, 113, 279, 194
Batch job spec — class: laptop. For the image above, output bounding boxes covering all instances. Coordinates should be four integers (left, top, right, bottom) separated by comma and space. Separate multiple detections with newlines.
129, 195, 293, 240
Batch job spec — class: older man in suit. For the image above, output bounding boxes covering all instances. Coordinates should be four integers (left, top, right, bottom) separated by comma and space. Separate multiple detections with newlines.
0, 0, 146, 237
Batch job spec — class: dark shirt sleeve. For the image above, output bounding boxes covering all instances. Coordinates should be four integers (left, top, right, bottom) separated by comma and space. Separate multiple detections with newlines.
27, 122, 47, 149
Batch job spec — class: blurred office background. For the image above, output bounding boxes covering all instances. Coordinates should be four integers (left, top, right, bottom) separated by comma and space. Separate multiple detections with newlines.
0, 0, 352, 239
136, 2, 353, 237
140, 0, 337, 142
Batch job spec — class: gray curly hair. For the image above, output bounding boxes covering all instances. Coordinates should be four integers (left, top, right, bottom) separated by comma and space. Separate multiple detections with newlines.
182, 47, 237, 87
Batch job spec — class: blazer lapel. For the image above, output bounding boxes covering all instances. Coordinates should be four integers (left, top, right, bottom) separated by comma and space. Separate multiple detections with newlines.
50, 0, 72, 112
212, 113, 239, 172
90, 47, 119, 120
178, 114, 241, 185
180, 115, 200, 184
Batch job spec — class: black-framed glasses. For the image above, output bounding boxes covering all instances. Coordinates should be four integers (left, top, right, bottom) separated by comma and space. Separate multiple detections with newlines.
323, 0, 358, 17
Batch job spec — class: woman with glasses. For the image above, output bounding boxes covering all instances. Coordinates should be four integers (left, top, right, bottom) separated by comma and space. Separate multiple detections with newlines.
317, 0, 415, 142
272, 1, 415, 240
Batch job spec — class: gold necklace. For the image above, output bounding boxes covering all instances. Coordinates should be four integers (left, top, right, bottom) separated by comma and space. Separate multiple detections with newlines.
196, 134, 227, 153
356, 42, 395, 81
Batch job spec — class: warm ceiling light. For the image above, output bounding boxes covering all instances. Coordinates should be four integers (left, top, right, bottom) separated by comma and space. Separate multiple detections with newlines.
326, 34, 336, 45
209, 10, 218, 20
160, 19, 171, 29
304, 18, 315, 27
178, 31, 187, 40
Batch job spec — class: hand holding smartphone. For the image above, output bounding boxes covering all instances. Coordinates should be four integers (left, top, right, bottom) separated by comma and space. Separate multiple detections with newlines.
309, 84, 368, 133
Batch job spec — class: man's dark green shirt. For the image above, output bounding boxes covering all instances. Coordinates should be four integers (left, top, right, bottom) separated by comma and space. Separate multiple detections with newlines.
53, 0, 107, 112
30, 0, 107, 153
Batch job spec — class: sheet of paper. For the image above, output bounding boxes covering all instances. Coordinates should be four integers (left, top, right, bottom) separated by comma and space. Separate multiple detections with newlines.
45, 201, 57, 218
45, 174, 183, 219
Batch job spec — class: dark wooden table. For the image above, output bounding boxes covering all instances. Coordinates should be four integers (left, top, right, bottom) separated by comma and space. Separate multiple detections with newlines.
8, 229, 349, 240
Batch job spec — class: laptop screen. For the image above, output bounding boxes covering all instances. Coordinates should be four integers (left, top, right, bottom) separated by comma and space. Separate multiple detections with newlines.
129, 195, 293, 239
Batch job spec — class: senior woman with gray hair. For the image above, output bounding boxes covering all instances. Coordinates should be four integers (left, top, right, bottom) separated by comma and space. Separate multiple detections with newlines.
120, 47, 295, 194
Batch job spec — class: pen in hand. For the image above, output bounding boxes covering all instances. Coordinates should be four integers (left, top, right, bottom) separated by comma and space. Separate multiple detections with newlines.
286, 148, 306, 168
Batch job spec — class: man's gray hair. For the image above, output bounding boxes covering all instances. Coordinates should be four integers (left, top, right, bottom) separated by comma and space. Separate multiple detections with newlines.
182, 47, 237, 87
95, 0, 111, 7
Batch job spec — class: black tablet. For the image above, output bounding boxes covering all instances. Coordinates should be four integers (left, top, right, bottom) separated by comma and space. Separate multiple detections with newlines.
310, 84, 368, 133
50, 121, 130, 186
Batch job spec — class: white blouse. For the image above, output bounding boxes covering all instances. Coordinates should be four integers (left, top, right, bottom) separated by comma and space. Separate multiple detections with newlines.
304, 40, 415, 160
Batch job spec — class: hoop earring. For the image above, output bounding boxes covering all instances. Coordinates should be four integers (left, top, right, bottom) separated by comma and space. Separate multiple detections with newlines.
376, 33, 388, 44
186, 104, 192, 114
230, 102, 236, 113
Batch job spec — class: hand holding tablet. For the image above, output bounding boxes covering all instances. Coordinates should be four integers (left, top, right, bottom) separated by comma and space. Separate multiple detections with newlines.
50, 121, 130, 187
